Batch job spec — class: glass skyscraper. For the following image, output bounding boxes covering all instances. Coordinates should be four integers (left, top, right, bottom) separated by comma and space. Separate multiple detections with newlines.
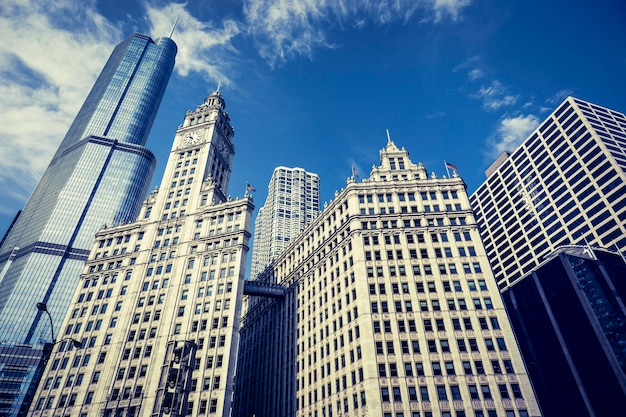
0, 33, 176, 417
502, 245, 626, 416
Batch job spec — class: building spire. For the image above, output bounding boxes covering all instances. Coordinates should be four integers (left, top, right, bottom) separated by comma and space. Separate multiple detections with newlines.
216, 80, 222, 93
169, 17, 179, 38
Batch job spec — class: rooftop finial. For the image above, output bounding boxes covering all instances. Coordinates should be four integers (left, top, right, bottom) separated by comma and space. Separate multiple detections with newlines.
386, 129, 392, 144
216, 80, 222, 92
169, 17, 179, 38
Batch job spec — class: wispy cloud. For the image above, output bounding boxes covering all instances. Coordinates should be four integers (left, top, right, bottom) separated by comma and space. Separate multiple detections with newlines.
0, 0, 120, 214
488, 114, 540, 156
430, 0, 472, 23
146, 3, 241, 83
453, 55, 484, 81
0, 1, 245, 215
0, 0, 474, 216
473, 80, 519, 111
425, 111, 445, 119
243, 0, 472, 66
467, 68, 484, 81
546, 88, 574, 104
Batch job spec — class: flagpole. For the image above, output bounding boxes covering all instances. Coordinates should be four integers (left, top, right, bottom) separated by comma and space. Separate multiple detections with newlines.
444, 160, 451, 178
582, 235, 597, 260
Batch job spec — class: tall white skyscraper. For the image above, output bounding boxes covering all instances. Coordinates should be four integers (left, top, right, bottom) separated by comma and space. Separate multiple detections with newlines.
250, 167, 320, 278
470, 97, 626, 289
27, 88, 254, 417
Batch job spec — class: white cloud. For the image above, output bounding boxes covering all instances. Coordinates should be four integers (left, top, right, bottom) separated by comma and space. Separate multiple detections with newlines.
242, 0, 471, 66
425, 111, 445, 119
489, 114, 540, 156
467, 68, 484, 81
452, 56, 484, 81
0, 1, 245, 217
0, 0, 474, 217
146, 3, 241, 83
473, 80, 519, 111
430, 0, 472, 22
546, 88, 574, 104
0, 0, 120, 214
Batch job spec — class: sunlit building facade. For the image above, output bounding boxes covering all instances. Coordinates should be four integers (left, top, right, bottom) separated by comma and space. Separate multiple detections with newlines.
470, 97, 626, 290
0, 33, 176, 417
250, 166, 320, 279
27, 89, 254, 417
235, 140, 541, 417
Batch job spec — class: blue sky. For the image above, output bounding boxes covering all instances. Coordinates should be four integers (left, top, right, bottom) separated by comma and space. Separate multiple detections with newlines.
1, 0, 625, 236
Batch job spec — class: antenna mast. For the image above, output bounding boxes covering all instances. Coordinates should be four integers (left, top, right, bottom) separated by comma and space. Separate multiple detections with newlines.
169, 17, 179, 38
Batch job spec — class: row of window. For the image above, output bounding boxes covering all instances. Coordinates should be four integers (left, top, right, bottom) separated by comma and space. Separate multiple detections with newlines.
380, 381, 524, 403
358, 190, 460, 204
366, 262, 483, 278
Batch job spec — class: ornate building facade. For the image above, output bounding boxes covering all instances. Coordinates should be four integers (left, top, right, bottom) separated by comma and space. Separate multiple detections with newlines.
27, 89, 254, 417
235, 140, 541, 417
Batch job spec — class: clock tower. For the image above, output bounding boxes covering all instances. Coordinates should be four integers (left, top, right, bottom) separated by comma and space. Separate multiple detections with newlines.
27, 85, 255, 417
145, 87, 236, 222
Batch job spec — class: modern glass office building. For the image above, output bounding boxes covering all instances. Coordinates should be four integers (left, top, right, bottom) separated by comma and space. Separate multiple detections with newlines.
249, 167, 320, 278
0, 33, 176, 417
501, 245, 626, 417
470, 97, 626, 290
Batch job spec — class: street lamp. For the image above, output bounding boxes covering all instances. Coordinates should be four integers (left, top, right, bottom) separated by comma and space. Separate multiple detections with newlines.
37, 302, 55, 343
19, 303, 83, 417
36, 302, 83, 355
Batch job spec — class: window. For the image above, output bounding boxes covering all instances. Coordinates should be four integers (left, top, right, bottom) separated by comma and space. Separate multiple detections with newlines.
392, 387, 402, 402
481, 385, 492, 399
381, 387, 390, 402
498, 384, 510, 399
511, 384, 524, 399
437, 386, 447, 401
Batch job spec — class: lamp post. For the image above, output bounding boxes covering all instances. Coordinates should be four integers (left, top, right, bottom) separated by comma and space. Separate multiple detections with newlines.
36, 302, 83, 356
36, 302, 55, 343
18, 303, 83, 417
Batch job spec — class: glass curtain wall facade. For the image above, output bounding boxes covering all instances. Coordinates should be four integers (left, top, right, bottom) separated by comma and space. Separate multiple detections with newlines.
0, 33, 176, 417
250, 167, 320, 279
235, 140, 541, 417
502, 246, 626, 417
470, 97, 626, 290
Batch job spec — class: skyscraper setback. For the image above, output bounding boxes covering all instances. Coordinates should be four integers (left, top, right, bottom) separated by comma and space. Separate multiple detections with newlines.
0, 33, 176, 417
470, 97, 626, 289
250, 167, 320, 278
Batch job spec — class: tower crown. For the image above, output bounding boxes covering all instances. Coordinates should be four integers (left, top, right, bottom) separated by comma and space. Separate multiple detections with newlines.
202, 87, 225, 111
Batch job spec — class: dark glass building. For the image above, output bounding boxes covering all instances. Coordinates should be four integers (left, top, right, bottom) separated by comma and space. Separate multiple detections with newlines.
502, 246, 626, 417
0, 33, 176, 417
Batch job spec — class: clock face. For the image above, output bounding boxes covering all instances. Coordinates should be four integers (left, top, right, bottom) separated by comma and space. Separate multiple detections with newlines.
183, 131, 201, 146
216, 139, 230, 160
